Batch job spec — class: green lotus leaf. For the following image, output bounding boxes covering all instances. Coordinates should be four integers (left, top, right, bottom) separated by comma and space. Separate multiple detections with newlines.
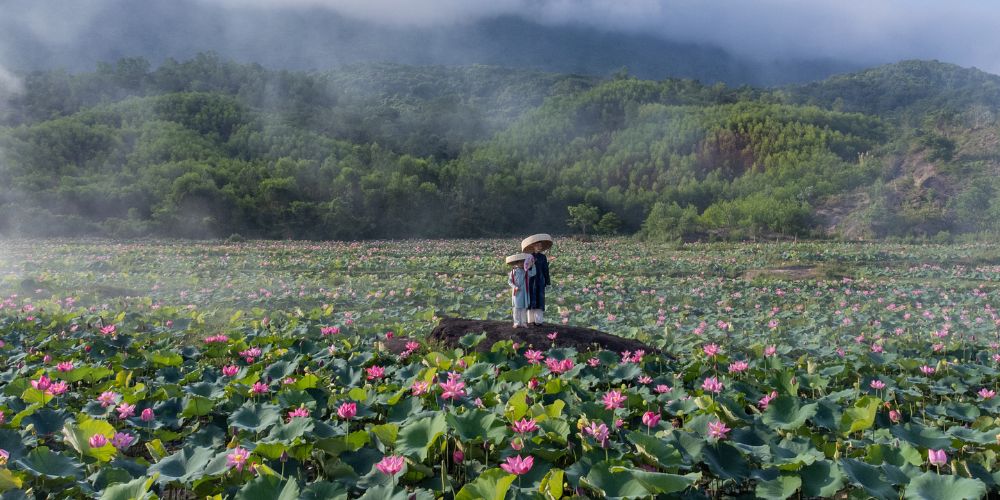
755, 473, 802, 500
889, 423, 951, 449
701, 442, 750, 481
800, 460, 845, 497
761, 396, 817, 431
99, 474, 157, 500
234, 474, 300, 500
583, 461, 698, 498
15, 446, 83, 479
446, 409, 506, 444
903, 472, 986, 500
455, 468, 515, 500
397, 413, 447, 461
628, 431, 684, 470
229, 403, 282, 432
146, 446, 217, 485
840, 458, 896, 500
839, 396, 879, 436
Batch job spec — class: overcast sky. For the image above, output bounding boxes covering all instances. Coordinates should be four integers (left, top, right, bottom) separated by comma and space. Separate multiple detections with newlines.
2, 0, 999, 75
199, 0, 1000, 71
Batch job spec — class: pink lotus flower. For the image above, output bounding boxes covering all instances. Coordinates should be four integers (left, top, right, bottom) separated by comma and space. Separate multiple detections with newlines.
547, 332, 558, 341
870, 380, 886, 390
453, 449, 464, 463
764, 345, 777, 357
111, 432, 134, 450
920, 365, 936, 375
525, 350, 544, 364
56, 362, 74, 372
439, 376, 467, 401
703, 343, 720, 357
222, 365, 239, 377
117, 403, 136, 419
979, 388, 996, 399
0, 449, 7, 466
376, 455, 405, 476
411, 381, 431, 396
88, 434, 108, 448
758, 390, 778, 409
889, 409, 901, 423
642, 411, 660, 428
928, 449, 947, 466
97, 391, 118, 408
545, 357, 575, 374
584, 422, 610, 447
366, 365, 385, 380
511, 418, 539, 434
728, 360, 749, 373
707, 420, 730, 440
654, 384, 671, 394
637, 375, 653, 384
701, 376, 723, 394
320, 326, 340, 336
287, 406, 309, 420
141, 408, 155, 422
48, 381, 68, 396
31, 375, 52, 392
602, 390, 626, 410
227, 446, 251, 471
100, 324, 116, 335
250, 382, 269, 395
337, 402, 357, 420
588, 357, 600, 367
500, 455, 534, 475
511, 437, 524, 450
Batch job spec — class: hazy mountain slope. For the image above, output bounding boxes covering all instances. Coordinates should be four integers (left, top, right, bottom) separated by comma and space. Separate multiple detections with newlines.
0, 1, 857, 86
1, 57, 999, 240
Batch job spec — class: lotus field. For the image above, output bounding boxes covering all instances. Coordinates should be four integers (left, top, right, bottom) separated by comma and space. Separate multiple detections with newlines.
1, 239, 1000, 499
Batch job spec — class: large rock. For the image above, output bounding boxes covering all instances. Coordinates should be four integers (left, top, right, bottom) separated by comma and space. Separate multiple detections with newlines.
424, 317, 659, 354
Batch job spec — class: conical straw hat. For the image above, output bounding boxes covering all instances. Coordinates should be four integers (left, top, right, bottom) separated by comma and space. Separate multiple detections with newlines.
521, 233, 553, 252
505, 253, 531, 266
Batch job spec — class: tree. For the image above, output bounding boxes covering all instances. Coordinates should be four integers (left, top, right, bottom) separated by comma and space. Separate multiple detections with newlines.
567, 203, 600, 236
596, 212, 622, 235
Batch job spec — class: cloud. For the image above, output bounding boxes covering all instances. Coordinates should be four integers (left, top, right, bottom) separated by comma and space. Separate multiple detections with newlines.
0, 0, 999, 74
196, 0, 1000, 72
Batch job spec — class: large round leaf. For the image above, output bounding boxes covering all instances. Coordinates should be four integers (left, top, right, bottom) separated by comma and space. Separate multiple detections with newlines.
903, 472, 986, 500
761, 396, 817, 431
755, 473, 802, 500
147, 446, 217, 485
234, 474, 300, 500
455, 468, 515, 500
396, 413, 447, 461
15, 446, 83, 479
229, 403, 282, 432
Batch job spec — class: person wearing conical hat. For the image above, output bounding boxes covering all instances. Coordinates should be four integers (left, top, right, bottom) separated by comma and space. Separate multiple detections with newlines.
521, 234, 552, 326
506, 253, 536, 328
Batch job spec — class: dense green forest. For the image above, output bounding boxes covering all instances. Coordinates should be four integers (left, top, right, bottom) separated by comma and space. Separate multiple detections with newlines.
1, 55, 998, 240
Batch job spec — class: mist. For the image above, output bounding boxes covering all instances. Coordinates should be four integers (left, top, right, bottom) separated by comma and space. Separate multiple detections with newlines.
0, 0, 998, 83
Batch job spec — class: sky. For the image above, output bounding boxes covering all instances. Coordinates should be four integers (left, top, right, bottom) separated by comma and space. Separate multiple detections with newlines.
0, 0, 998, 79
203, 0, 1000, 72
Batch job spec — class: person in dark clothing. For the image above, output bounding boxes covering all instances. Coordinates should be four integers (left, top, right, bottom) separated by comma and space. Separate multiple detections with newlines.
521, 233, 553, 325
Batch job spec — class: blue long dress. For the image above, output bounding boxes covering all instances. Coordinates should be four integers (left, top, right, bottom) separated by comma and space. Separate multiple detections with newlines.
509, 266, 535, 309
527, 253, 550, 310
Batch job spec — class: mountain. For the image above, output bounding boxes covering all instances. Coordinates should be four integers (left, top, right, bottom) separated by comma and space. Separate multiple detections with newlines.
0, 1, 857, 86
1, 57, 998, 240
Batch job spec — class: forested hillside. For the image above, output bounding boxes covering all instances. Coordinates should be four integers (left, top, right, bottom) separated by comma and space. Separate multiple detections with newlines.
1, 56, 997, 240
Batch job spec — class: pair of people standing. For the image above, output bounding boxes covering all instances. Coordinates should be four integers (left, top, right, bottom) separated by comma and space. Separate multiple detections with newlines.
505, 234, 552, 328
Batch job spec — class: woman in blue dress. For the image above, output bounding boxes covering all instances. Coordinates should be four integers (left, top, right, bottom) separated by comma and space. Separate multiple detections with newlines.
506, 253, 535, 328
